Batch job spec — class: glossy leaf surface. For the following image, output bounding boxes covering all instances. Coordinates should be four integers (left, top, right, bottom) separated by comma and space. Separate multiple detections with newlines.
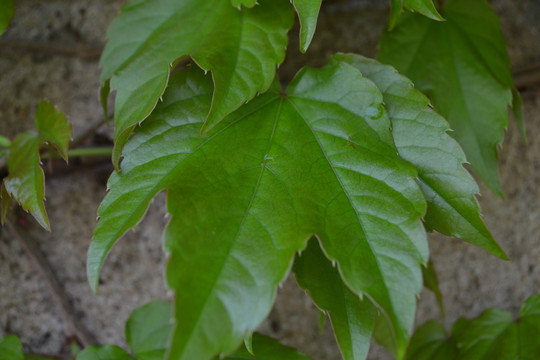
100, 0, 293, 165
76, 345, 132, 360
379, 0, 520, 196
126, 300, 173, 360
294, 239, 375, 360
0, 335, 24, 360
292, 0, 322, 52
388, 0, 442, 29
0, 0, 14, 35
90, 61, 427, 359
336, 54, 505, 258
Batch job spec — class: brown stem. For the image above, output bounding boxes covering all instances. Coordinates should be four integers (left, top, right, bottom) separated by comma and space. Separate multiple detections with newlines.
4, 221, 97, 347
0, 40, 102, 60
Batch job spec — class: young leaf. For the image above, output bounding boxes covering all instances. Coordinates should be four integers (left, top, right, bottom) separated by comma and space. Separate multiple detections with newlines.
294, 239, 376, 360
0, 335, 24, 360
388, 0, 443, 30
0, 0, 14, 35
1, 101, 71, 230
3, 132, 49, 230
223, 333, 312, 360
291, 0, 322, 53
421, 261, 444, 317
408, 294, 540, 359
405, 321, 457, 360
35, 101, 72, 161
100, 0, 294, 166
335, 54, 506, 259
379, 0, 520, 196
90, 61, 427, 359
76, 345, 132, 360
125, 300, 173, 360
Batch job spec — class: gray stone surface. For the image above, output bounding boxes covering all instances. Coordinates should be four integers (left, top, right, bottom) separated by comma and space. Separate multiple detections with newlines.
1, 0, 539, 359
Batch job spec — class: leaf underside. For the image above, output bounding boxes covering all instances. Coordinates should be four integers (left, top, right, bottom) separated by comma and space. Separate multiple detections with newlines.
90, 61, 428, 359
336, 54, 505, 258
99, 0, 294, 167
379, 0, 520, 196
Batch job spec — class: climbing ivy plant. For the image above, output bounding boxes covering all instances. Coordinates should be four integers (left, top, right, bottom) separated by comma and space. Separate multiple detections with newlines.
1, 0, 537, 359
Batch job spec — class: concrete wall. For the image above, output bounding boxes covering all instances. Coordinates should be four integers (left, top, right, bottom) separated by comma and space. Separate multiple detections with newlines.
1, 1, 539, 359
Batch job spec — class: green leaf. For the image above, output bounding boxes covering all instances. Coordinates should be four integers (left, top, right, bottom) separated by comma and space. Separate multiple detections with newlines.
1, 182, 11, 224
35, 101, 72, 161
223, 333, 312, 359
453, 295, 540, 359
125, 300, 173, 360
0, 335, 24, 360
1, 102, 71, 230
3, 132, 49, 230
335, 54, 506, 258
453, 308, 516, 359
379, 0, 520, 196
0, 135, 11, 148
100, 79, 111, 126
294, 239, 376, 360
230, 0, 257, 8
76, 345, 132, 360
0, 0, 14, 35
292, 0, 322, 53
90, 62, 427, 359
388, 0, 443, 30
100, 0, 293, 166
405, 321, 457, 360
421, 261, 444, 318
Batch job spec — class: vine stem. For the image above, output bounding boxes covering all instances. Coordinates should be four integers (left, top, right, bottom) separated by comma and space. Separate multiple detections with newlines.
41, 147, 113, 160
4, 221, 97, 348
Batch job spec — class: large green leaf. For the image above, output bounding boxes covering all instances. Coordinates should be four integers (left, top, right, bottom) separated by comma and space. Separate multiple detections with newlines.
291, 0, 322, 53
336, 54, 505, 258
0, 335, 24, 360
388, 0, 443, 30
125, 300, 173, 360
294, 239, 375, 360
1, 101, 71, 230
90, 61, 427, 359
76, 345, 132, 360
405, 321, 457, 360
379, 0, 520, 196
0, 0, 14, 35
100, 0, 293, 166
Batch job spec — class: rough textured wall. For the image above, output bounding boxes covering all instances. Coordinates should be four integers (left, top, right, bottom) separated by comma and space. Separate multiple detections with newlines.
0, 1, 539, 359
